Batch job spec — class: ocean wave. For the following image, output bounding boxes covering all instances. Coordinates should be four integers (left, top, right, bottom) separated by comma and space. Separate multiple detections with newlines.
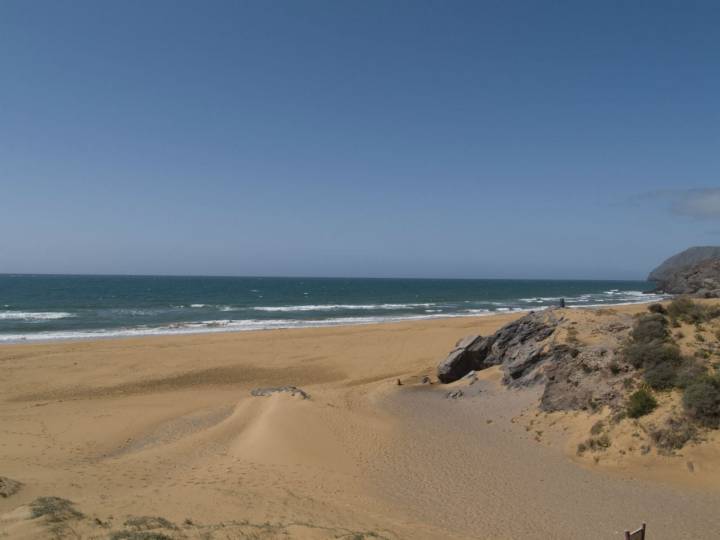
519, 296, 563, 303
253, 303, 435, 312
0, 311, 75, 321
0, 287, 670, 343
517, 290, 662, 306
0, 311, 509, 343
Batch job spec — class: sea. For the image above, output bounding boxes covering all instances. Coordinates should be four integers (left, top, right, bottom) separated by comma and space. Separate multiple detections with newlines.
0, 275, 666, 343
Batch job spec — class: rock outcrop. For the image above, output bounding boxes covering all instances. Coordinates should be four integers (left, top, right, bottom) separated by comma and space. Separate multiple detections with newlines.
0, 476, 22, 498
437, 310, 560, 385
649, 246, 720, 294
652, 259, 720, 297
437, 308, 634, 411
437, 334, 495, 383
250, 386, 310, 399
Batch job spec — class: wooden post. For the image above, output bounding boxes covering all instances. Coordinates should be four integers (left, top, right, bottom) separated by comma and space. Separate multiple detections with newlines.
624, 523, 646, 540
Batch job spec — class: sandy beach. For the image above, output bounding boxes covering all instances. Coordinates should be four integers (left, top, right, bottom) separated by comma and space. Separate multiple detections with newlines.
2, 306, 719, 539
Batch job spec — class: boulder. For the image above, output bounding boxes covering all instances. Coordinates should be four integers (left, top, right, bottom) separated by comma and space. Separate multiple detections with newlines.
437, 334, 491, 383
0, 476, 22, 498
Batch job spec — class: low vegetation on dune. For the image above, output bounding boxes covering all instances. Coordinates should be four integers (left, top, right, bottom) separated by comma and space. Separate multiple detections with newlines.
466, 297, 720, 459
30, 496, 84, 522
591, 298, 720, 455
17, 499, 393, 540
437, 296, 720, 458
626, 388, 658, 418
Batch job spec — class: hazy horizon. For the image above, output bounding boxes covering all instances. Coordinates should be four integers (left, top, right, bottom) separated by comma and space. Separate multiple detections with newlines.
2, 1, 719, 280
0, 271, 657, 281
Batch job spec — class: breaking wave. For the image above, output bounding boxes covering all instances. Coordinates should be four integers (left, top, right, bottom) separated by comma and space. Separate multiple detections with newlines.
0, 311, 75, 321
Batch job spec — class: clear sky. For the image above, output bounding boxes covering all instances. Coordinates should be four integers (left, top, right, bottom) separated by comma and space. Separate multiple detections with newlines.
1, 1, 719, 279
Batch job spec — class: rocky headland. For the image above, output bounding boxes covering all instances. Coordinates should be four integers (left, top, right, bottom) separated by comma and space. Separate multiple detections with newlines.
649, 246, 720, 296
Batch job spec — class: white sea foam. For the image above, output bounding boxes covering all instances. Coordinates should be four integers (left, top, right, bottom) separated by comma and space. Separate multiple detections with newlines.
253, 303, 435, 312
0, 289, 670, 343
0, 310, 511, 343
518, 290, 663, 306
0, 311, 74, 321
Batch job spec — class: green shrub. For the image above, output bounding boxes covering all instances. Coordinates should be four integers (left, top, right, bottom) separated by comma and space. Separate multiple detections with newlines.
110, 532, 174, 540
683, 376, 720, 427
624, 341, 681, 370
644, 361, 680, 390
631, 313, 669, 344
590, 433, 611, 450
578, 433, 612, 454
668, 297, 699, 321
647, 303, 667, 315
627, 389, 658, 418
667, 297, 718, 324
650, 417, 697, 452
29, 497, 83, 522
674, 360, 708, 389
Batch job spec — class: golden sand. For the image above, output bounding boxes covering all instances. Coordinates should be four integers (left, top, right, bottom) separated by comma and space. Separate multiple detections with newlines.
1, 307, 719, 539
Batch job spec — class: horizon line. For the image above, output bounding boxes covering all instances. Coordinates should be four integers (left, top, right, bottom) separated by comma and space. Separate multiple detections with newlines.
0, 271, 650, 282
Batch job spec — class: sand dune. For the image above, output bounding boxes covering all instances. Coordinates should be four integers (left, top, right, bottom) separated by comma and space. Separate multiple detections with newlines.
1, 309, 719, 538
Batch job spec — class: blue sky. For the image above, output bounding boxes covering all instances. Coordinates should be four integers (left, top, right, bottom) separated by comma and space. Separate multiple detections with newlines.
1, 1, 718, 279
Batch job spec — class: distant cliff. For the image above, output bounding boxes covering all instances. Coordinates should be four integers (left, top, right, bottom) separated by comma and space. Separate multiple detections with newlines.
649, 246, 720, 295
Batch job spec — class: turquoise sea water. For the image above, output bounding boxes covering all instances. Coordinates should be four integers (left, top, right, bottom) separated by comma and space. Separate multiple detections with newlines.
0, 275, 664, 342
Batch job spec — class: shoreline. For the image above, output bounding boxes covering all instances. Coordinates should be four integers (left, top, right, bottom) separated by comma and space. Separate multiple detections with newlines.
0, 297, 667, 345
4, 299, 719, 539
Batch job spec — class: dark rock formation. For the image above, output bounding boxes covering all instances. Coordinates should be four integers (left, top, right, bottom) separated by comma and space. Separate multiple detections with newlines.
437, 310, 559, 384
649, 246, 720, 294
437, 334, 491, 383
436, 309, 634, 412
250, 386, 310, 399
0, 476, 22, 498
652, 259, 720, 296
